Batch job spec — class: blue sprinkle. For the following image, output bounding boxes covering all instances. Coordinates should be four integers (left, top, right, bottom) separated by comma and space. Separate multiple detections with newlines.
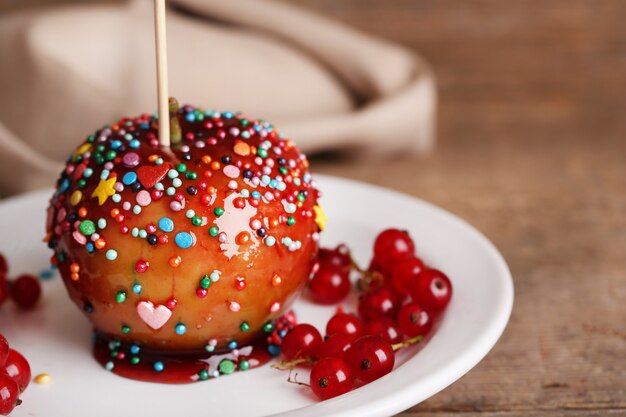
269, 179, 278, 189
130, 344, 141, 355
122, 172, 137, 185
132, 283, 142, 294
175, 323, 187, 335
267, 344, 281, 357
86, 242, 95, 253
58, 178, 69, 194
158, 217, 174, 233
140, 122, 150, 130
185, 113, 196, 122
279, 329, 288, 338
175, 232, 193, 249
223, 111, 234, 119
227, 340, 238, 350
251, 191, 261, 199
110, 140, 122, 149
129, 139, 140, 149
39, 269, 54, 280
153, 361, 164, 372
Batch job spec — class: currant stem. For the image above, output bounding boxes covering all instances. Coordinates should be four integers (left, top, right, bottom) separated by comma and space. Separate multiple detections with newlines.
392, 335, 423, 351
271, 357, 314, 371
349, 252, 385, 292
287, 371, 311, 388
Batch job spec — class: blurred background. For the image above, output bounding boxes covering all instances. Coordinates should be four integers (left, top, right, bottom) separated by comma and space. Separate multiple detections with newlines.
1, 1, 624, 416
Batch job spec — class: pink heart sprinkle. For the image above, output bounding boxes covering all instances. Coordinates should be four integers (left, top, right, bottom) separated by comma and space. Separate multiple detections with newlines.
137, 301, 172, 330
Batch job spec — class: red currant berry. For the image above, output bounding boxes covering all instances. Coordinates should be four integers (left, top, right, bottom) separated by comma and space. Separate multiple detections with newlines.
410, 269, 452, 311
397, 303, 433, 338
308, 265, 351, 305
318, 245, 351, 270
346, 335, 395, 383
0, 374, 20, 416
0, 255, 7, 275
358, 287, 401, 322
309, 357, 354, 400
326, 312, 363, 337
364, 317, 403, 344
373, 229, 415, 271
317, 333, 355, 361
391, 257, 425, 295
10, 275, 41, 310
0, 336, 8, 367
1, 349, 31, 391
281, 324, 322, 360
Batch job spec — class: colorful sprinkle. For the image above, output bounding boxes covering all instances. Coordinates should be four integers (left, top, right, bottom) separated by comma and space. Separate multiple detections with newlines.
135, 190, 152, 206
91, 177, 116, 205
223, 165, 240, 179
175, 232, 193, 249
175, 323, 187, 335
34, 373, 52, 384
158, 217, 174, 232
122, 172, 137, 185
219, 359, 236, 375
115, 291, 127, 303
79, 220, 96, 236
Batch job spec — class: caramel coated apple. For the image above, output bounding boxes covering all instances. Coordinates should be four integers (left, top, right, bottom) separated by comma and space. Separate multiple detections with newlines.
45, 107, 323, 352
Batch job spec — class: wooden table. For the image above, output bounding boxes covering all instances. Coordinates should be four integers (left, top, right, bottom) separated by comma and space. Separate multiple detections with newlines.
2, 0, 625, 415
297, 1, 626, 416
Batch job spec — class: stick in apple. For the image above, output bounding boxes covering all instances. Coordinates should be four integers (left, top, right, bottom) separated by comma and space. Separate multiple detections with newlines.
153, 0, 170, 148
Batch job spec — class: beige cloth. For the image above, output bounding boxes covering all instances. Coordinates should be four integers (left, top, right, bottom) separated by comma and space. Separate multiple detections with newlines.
0, 0, 436, 195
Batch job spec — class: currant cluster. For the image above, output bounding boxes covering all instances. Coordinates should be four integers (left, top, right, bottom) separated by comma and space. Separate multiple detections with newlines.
284, 228, 453, 401
0, 334, 31, 416
0, 254, 42, 311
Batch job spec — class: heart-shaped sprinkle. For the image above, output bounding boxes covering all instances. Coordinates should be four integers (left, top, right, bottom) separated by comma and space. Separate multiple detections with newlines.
137, 301, 172, 330
137, 163, 170, 190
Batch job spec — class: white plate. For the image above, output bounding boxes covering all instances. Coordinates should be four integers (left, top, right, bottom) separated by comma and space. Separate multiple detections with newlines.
0, 175, 513, 417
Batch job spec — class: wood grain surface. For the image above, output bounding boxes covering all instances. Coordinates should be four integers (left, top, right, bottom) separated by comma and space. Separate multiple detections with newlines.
1, 0, 625, 415
296, 1, 626, 416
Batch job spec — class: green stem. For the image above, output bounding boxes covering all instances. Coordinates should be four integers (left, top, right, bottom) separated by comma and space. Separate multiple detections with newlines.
392, 335, 423, 351
169, 97, 182, 147
271, 357, 314, 371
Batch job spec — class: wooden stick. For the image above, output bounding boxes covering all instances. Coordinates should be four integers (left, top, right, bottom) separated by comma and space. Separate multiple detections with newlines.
153, 0, 170, 148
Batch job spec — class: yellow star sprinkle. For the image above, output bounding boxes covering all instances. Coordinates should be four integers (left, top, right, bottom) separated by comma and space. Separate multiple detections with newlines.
313, 205, 327, 231
92, 177, 116, 205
